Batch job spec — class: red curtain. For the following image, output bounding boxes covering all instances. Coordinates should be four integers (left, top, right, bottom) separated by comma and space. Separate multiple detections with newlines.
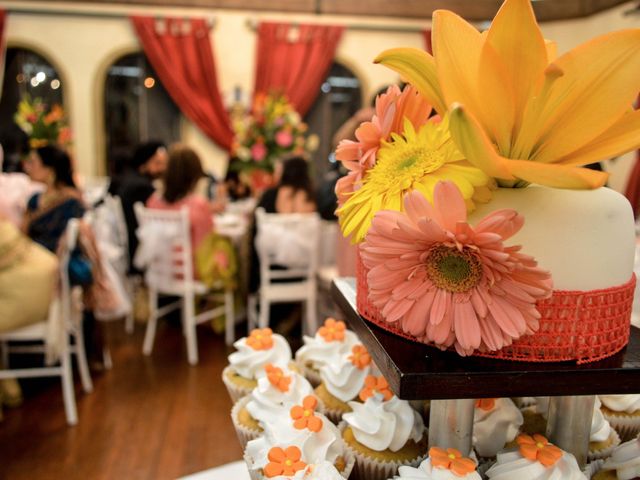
0, 10, 7, 72
423, 29, 433, 54
624, 95, 640, 217
254, 22, 344, 117
131, 16, 233, 150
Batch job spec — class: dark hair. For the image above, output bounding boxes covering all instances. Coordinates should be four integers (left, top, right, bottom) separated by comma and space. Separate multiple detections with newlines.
132, 141, 165, 170
162, 144, 205, 203
36, 145, 76, 188
280, 156, 314, 199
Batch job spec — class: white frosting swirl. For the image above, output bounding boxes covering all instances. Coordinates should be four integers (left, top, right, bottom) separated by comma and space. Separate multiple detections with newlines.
599, 395, 640, 414
485, 449, 587, 480
319, 349, 374, 403
534, 397, 550, 419
295, 330, 359, 370
591, 397, 613, 444
246, 367, 314, 428
228, 334, 292, 379
599, 437, 640, 480
392, 457, 482, 479
303, 461, 345, 479
343, 395, 425, 452
473, 398, 523, 458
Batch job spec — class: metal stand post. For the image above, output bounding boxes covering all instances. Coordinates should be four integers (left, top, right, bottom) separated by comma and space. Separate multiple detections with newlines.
546, 395, 595, 468
428, 399, 476, 456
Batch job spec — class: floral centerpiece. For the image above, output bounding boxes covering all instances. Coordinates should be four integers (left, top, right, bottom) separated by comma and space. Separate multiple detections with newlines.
335, 0, 640, 362
14, 95, 72, 149
231, 92, 315, 192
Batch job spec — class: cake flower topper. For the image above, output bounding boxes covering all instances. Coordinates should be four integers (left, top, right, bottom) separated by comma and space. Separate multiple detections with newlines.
359, 374, 393, 401
264, 446, 307, 478
516, 434, 563, 467
348, 344, 372, 370
361, 181, 553, 355
290, 395, 323, 432
429, 447, 477, 476
318, 318, 346, 342
265, 363, 291, 393
475, 398, 496, 411
375, 0, 640, 190
246, 328, 274, 351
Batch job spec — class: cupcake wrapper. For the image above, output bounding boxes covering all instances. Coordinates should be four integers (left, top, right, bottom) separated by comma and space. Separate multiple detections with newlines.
584, 459, 605, 479
588, 428, 621, 462
601, 411, 640, 442
231, 395, 262, 450
338, 421, 427, 480
243, 452, 261, 480
222, 366, 253, 403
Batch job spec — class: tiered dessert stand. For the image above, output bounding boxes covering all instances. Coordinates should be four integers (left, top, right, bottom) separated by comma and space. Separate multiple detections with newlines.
332, 278, 640, 468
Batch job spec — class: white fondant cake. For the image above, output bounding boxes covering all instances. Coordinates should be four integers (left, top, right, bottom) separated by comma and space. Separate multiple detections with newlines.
468, 186, 635, 291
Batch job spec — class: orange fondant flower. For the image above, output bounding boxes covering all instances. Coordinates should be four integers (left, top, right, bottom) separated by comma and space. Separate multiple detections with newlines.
265, 364, 291, 393
359, 375, 393, 402
475, 398, 496, 411
263, 446, 307, 478
290, 396, 323, 432
349, 344, 372, 370
430, 447, 477, 476
517, 434, 563, 467
246, 328, 274, 350
318, 318, 346, 342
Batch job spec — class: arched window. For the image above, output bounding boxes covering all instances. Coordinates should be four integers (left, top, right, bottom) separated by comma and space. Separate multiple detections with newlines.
104, 52, 180, 176
0, 47, 64, 172
305, 62, 363, 185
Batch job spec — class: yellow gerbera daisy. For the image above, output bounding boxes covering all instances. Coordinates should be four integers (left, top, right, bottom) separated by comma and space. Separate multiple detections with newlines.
337, 117, 492, 243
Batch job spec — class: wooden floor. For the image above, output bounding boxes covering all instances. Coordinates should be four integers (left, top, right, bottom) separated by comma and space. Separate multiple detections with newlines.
0, 320, 248, 480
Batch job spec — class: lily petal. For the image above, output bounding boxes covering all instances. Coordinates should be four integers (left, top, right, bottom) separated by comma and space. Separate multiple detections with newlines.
505, 159, 608, 189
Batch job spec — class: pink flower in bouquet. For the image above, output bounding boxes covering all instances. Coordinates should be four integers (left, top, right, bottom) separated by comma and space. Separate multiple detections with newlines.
251, 142, 267, 162
360, 181, 553, 355
275, 130, 293, 147
335, 85, 432, 205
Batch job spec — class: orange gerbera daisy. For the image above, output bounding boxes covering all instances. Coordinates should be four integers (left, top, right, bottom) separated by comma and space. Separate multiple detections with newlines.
318, 318, 346, 342
475, 398, 496, 411
517, 434, 563, 467
430, 447, 477, 476
264, 364, 291, 393
263, 446, 307, 478
348, 344, 372, 370
290, 396, 323, 432
359, 375, 393, 402
246, 328, 274, 350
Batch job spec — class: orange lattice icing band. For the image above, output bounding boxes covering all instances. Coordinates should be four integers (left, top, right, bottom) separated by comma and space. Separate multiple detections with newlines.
349, 344, 372, 369
359, 375, 393, 402
265, 364, 291, 393
246, 328, 274, 350
475, 398, 496, 411
356, 253, 635, 364
264, 446, 307, 478
517, 434, 563, 467
430, 447, 477, 476
290, 396, 323, 432
318, 318, 346, 342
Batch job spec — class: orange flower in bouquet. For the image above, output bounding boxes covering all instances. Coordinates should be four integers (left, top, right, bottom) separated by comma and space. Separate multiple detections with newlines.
15, 95, 72, 149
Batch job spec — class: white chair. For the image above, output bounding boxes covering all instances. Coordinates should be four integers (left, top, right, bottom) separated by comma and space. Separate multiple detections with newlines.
248, 208, 321, 336
0, 220, 84, 425
134, 203, 235, 365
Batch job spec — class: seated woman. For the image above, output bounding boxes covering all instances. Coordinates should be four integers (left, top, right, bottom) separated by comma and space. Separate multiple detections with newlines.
257, 156, 316, 214
146, 143, 215, 262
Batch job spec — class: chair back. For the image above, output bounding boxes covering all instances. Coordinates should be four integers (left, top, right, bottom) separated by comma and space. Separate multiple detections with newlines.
254, 208, 321, 286
134, 203, 194, 295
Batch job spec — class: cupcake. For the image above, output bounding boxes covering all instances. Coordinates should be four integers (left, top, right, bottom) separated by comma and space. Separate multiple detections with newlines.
340, 375, 428, 480
223, 328, 293, 402
295, 318, 359, 386
232, 363, 316, 448
599, 395, 640, 441
520, 397, 550, 436
485, 434, 587, 479
315, 344, 375, 423
245, 395, 354, 479
472, 397, 523, 458
390, 448, 481, 479
591, 436, 640, 480
244, 446, 347, 480
589, 397, 621, 461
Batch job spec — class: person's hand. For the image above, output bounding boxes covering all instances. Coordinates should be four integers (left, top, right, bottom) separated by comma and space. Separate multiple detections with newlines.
210, 198, 227, 214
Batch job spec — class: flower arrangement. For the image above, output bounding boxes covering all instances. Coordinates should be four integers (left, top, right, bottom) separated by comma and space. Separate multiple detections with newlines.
232, 92, 314, 178
14, 95, 72, 149
335, 0, 640, 358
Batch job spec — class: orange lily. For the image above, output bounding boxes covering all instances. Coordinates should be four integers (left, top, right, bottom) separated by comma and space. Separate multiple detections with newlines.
375, 0, 640, 189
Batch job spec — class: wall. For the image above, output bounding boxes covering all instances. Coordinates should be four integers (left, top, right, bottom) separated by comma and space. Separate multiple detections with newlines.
1, 0, 638, 191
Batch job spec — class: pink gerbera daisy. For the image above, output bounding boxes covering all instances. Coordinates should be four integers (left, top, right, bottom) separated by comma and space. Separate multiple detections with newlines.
335, 84, 432, 206
360, 181, 553, 355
